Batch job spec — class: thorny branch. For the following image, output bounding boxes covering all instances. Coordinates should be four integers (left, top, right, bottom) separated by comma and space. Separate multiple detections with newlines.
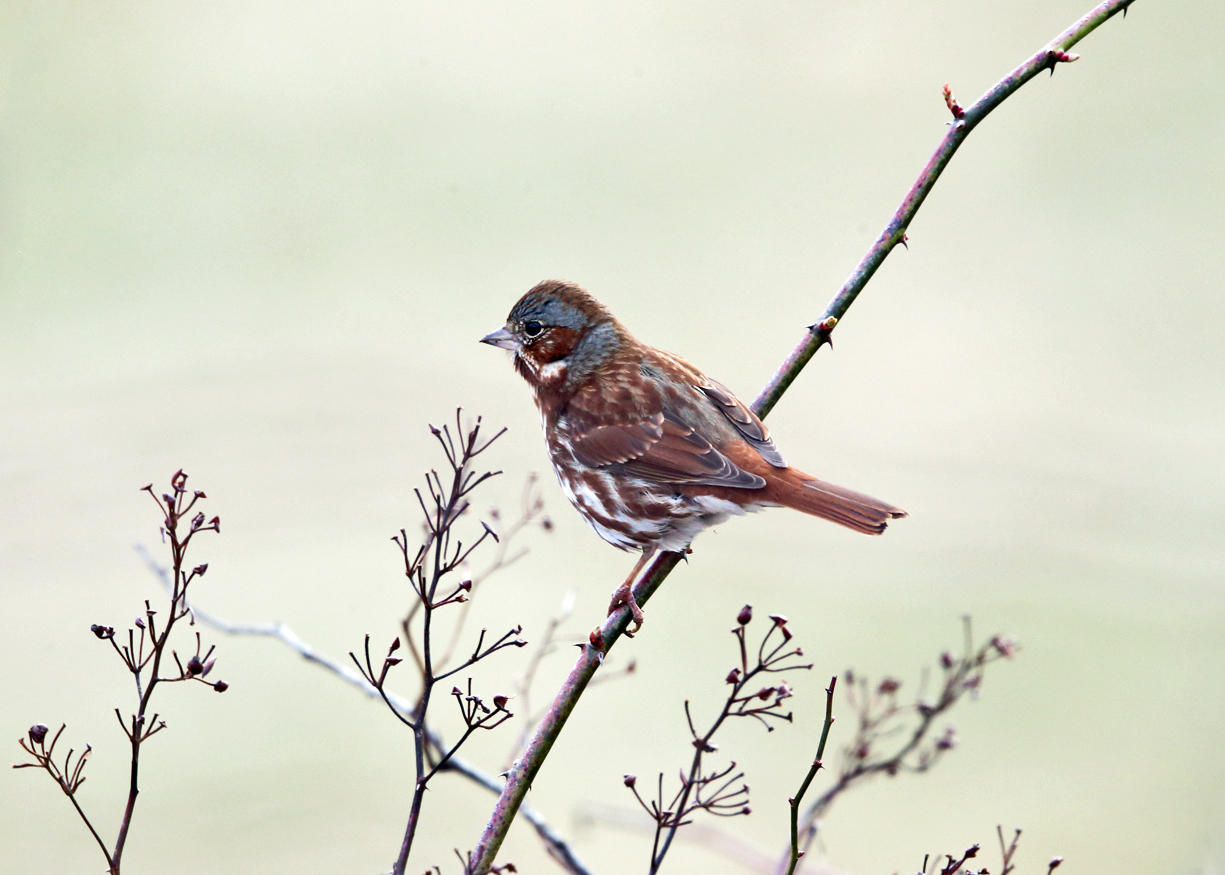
784, 677, 837, 875
470, 3, 1137, 870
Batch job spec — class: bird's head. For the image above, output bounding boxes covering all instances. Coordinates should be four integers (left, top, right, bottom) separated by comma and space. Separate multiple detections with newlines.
481, 280, 623, 394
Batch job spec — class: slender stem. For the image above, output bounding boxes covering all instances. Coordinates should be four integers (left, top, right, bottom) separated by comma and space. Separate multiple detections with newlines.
392, 604, 432, 875
112, 517, 188, 872
470, 3, 1137, 870
786, 678, 837, 875
651, 627, 795, 871
64, 786, 114, 869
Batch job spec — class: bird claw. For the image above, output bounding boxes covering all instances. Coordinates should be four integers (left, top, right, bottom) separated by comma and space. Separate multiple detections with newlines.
608, 582, 645, 636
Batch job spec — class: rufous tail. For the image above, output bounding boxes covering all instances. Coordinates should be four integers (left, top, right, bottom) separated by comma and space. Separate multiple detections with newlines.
781, 474, 907, 535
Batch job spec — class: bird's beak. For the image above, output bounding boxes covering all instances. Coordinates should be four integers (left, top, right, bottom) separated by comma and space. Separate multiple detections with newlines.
480, 326, 518, 351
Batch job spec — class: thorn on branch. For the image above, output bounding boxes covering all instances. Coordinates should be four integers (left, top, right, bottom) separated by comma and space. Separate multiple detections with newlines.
805, 316, 838, 351
1044, 47, 1080, 75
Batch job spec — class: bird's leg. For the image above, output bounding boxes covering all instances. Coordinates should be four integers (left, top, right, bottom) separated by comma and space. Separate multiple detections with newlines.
608, 550, 652, 636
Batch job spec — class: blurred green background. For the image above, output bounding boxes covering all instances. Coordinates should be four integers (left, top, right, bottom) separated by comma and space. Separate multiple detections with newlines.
3, 2, 1222, 873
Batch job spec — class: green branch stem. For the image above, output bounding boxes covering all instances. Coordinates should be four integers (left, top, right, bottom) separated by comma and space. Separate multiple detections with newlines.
785, 677, 837, 875
470, 1, 1136, 870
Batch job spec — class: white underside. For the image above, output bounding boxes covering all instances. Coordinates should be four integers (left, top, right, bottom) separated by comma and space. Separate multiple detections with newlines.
552, 454, 769, 551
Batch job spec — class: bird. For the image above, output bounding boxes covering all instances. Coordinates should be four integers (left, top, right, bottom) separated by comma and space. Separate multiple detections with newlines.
481, 280, 905, 633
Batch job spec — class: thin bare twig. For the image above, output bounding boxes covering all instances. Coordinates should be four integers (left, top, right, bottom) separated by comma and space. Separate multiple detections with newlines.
785, 677, 837, 875
133, 465, 592, 875
15, 471, 224, 875
642, 610, 810, 873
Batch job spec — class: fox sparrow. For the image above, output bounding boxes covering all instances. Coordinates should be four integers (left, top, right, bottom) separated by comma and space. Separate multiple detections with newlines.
481, 280, 905, 632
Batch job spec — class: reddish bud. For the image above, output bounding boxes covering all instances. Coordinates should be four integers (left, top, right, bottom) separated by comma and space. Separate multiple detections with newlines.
725, 668, 741, 685
186, 655, 204, 676
210, 515, 221, 531
134, 618, 146, 630
172, 470, 188, 490
213, 680, 229, 693
429, 424, 441, 436
451, 686, 463, 696
737, 604, 753, 625
388, 637, 401, 653
28, 724, 49, 745
493, 695, 509, 710
623, 774, 637, 788
936, 726, 957, 751
940, 651, 955, 670
194, 490, 207, 499
943, 82, 965, 119
991, 635, 1017, 658
1049, 858, 1063, 870
91, 624, 115, 640
385, 657, 402, 667
192, 563, 208, 577
191, 512, 206, 530
459, 579, 472, 591
540, 517, 554, 532
877, 677, 900, 695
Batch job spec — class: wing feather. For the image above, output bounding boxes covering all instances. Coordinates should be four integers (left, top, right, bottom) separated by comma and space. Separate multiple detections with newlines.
698, 380, 787, 468
570, 412, 764, 489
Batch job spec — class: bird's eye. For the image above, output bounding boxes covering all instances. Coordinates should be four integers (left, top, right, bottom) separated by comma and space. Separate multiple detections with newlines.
523, 319, 544, 338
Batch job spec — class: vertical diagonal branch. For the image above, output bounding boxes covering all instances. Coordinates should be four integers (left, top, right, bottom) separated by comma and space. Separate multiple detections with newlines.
470, 2, 1137, 870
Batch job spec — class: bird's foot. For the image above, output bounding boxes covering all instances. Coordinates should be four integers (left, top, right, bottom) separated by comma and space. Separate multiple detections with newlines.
608, 582, 645, 637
